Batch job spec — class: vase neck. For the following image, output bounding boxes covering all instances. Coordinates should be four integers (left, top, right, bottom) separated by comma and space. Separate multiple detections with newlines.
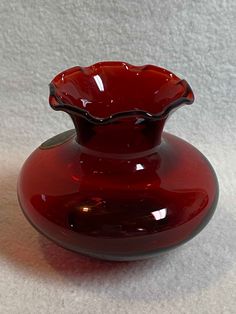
72, 116, 166, 154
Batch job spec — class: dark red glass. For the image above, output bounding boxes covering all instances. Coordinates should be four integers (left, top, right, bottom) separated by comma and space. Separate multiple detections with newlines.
17, 62, 219, 261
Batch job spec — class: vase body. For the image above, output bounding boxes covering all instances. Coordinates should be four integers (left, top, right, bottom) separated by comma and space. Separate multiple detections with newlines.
18, 62, 218, 261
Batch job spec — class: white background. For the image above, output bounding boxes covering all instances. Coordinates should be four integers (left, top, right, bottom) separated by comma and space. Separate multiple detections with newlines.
0, 1, 235, 313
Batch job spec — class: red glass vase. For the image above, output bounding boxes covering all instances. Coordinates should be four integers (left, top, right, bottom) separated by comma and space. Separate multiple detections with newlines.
17, 62, 219, 261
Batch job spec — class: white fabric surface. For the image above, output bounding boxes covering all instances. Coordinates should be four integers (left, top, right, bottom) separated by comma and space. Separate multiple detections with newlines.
0, 1, 235, 313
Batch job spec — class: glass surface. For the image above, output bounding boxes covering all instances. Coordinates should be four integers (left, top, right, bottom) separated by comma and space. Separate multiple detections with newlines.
18, 62, 218, 261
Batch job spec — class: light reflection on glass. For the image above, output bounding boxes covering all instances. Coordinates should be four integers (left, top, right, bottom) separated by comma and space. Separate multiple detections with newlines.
137, 228, 145, 231
82, 207, 90, 212
136, 163, 144, 171
135, 118, 145, 125
94, 75, 104, 91
151, 208, 167, 220
81, 98, 91, 108
72, 175, 80, 182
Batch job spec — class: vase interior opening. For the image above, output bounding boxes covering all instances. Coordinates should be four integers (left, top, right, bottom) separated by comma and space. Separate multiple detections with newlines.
49, 62, 194, 121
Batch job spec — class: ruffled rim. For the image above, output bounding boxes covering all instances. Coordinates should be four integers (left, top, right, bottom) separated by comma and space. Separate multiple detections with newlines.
49, 62, 194, 124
